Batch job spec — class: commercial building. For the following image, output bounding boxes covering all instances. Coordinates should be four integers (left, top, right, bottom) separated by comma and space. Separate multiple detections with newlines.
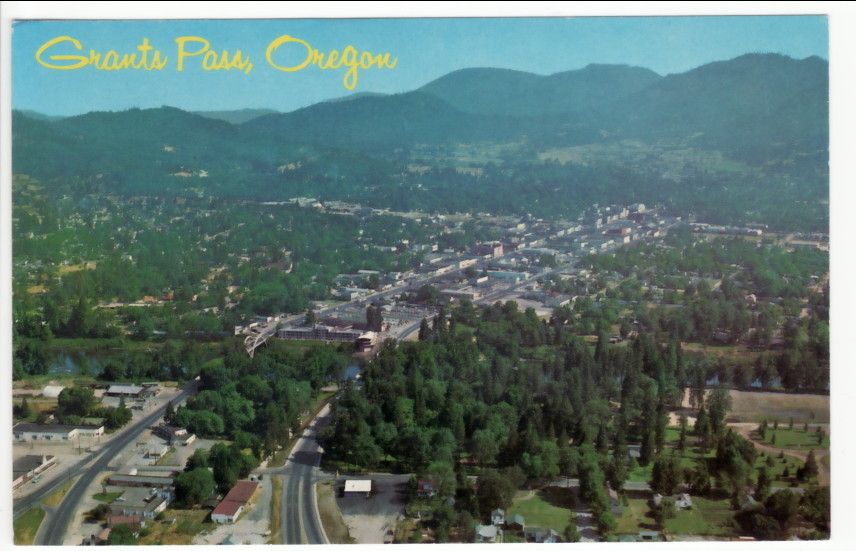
278, 324, 366, 343
212, 480, 259, 524
13, 422, 104, 442
343, 479, 372, 497
109, 486, 171, 520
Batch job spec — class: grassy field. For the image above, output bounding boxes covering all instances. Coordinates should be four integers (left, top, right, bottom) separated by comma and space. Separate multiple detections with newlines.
757, 427, 829, 449
137, 509, 211, 545
507, 488, 576, 534
93, 491, 123, 503
270, 477, 283, 544
615, 496, 735, 537
317, 480, 354, 543
664, 497, 736, 536
726, 390, 829, 423
14, 507, 46, 545
41, 478, 75, 507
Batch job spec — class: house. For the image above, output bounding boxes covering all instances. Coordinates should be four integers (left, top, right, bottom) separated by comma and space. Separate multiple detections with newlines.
108, 514, 145, 530
212, 480, 259, 524
524, 527, 561, 543
475, 524, 502, 543
343, 479, 372, 497
13, 454, 56, 490
42, 385, 65, 398
491, 508, 505, 526
652, 493, 692, 510
639, 530, 660, 541
675, 493, 693, 510
739, 495, 760, 511
507, 514, 525, 531
416, 479, 436, 499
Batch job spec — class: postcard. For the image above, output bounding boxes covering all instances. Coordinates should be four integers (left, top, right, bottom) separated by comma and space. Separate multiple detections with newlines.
2, 5, 833, 547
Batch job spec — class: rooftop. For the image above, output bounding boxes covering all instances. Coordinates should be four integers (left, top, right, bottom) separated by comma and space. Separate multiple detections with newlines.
344, 480, 372, 493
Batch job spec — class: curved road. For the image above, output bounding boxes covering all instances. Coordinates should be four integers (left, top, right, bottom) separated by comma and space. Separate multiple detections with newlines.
20, 379, 198, 545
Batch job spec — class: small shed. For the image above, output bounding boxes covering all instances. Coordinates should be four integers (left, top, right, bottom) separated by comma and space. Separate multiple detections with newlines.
343, 479, 372, 497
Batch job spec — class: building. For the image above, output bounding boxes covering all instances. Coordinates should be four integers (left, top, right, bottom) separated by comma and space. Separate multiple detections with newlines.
41, 385, 65, 398
13, 422, 104, 442
110, 486, 170, 520
440, 287, 481, 302
473, 241, 504, 258
475, 524, 502, 543
278, 324, 365, 343
211, 480, 259, 524
152, 425, 197, 446
13, 454, 56, 490
491, 508, 505, 526
108, 514, 145, 530
104, 384, 148, 398
524, 527, 561, 543
507, 514, 525, 531
343, 479, 372, 497
146, 443, 169, 459
416, 479, 436, 499
106, 474, 175, 490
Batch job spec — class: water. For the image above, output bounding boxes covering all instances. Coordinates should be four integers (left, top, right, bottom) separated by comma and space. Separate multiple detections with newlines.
48, 352, 105, 376
341, 363, 361, 381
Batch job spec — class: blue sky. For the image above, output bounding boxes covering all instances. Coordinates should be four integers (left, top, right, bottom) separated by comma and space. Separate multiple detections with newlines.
12, 16, 827, 116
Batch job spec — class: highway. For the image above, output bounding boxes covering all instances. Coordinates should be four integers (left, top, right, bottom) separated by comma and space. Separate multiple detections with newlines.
268, 403, 333, 544
22, 379, 199, 545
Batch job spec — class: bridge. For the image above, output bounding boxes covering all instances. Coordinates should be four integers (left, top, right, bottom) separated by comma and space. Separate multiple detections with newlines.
244, 324, 280, 358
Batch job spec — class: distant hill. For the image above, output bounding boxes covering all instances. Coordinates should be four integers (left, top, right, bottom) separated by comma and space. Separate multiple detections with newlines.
17, 109, 65, 122
241, 91, 543, 149
604, 53, 828, 159
419, 64, 662, 116
194, 108, 279, 124
12, 54, 828, 197
324, 91, 388, 104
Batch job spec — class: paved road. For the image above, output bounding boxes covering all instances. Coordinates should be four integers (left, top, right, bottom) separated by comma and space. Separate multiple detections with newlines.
268, 403, 333, 545
26, 379, 198, 545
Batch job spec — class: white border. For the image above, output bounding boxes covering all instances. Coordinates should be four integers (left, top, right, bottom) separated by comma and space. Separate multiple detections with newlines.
2, 2, 855, 551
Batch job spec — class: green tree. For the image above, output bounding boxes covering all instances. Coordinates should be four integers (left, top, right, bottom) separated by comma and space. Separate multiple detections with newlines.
107, 524, 137, 545
175, 467, 216, 506
57, 386, 95, 418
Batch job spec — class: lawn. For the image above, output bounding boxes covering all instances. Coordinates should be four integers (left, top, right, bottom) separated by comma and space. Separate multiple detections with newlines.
665, 497, 736, 536
757, 427, 829, 449
317, 480, 353, 543
615, 498, 654, 534
137, 509, 211, 545
14, 507, 46, 545
507, 488, 576, 533
270, 476, 283, 544
41, 478, 75, 507
93, 491, 124, 503
614, 496, 736, 537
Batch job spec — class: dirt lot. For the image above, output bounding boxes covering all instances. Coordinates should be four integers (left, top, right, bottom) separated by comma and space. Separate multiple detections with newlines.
336, 475, 408, 543
681, 388, 829, 423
